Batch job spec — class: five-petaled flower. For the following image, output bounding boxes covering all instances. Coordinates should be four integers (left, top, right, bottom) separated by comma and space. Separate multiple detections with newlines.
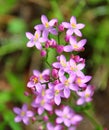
62, 16, 85, 37
13, 104, 34, 125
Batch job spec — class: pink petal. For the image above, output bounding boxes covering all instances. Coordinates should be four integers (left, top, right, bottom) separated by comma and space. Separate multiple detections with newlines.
15, 116, 22, 122
56, 117, 63, 123
77, 23, 85, 29
35, 41, 42, 50
78, 39, 87, 48
77, 63, 85, 70
74, 29, 82, 37
77, 98, 85, 105
64, 88, 70, 98
27, 41, 34, 47
41, 15, 48, 25
27, 81, 34, 88
33, 70, 40, 76
82, 76, 92, 83
64, 45, 73, 52
55, 96, 61, 105
34, 24, 44, 30
23, 117, 29, 125
50, 28, 58, 35
62, 22, 70, 28
55, 110, 62, 116
70, 36, 77, 45
22, 104, 27, 111
13, 107, 21, 114
70, 16, 77, 24
49, 18, 58, 26
64, 118, 71, 127
67, 29, 73, 35
26, 32, 33, 39
27, 111, 34, 117
38, 107, 44, 115
42, 69, 50, 75
44, 104, 52, 111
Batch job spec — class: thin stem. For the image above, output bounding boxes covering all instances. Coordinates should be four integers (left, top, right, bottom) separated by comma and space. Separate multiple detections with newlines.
58, 33, 60, 45
84, 110, 103, 130
45, 49, 51, 68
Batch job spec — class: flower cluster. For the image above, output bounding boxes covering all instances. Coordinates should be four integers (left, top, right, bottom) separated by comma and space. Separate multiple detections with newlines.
13, 15, 94, 130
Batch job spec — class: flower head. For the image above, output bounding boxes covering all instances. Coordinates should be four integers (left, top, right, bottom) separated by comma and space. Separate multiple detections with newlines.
62, 16, 85, 37
34, 15, 58, 38
77, 85, 94, 105
26, 30, 46, 50
13, 104, 34, 125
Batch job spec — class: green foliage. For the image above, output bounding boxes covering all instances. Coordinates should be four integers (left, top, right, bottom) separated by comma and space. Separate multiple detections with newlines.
8, 18, 27, 34
0, 0, 17, 14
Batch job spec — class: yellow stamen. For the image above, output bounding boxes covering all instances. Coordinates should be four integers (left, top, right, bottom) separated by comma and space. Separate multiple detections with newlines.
45, 22, 49, 28
20, 111, 25, 116
73, 44, 79, 49
39, 74, 43, 80
60, 60, 67, 67
55, 90, 60, 95
70, 66, 77, 72
41, 99, 45, 106
76, 77, 82, 85
85, 93, 90, 98
71, 23, 76, 28
42, 90, 45, 96
64, 80, 69, 87
33, 77, 38, 84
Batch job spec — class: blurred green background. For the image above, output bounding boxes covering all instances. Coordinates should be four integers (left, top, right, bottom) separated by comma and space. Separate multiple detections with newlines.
0, 0, 109, 130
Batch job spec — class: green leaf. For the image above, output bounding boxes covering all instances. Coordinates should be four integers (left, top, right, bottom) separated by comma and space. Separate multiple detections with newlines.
0, 91, 11, 103
3, 110, 22, 130
8, 18, 27, 34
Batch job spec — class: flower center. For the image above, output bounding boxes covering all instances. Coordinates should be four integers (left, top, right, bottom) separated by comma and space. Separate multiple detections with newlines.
45, 22, 49, 28
70, 66, 77, 72
64, 80, 69, 87
42, 90, 45, 96
41, 99, 45, 106
60, 60, 67, 67
39, 74, 43, 81
71, 23, 76, 28
20, 111, 26, 117
34, 33, 39, 41
73, 44, 79, 49
31, 75, 38, 84
76, 77, 82, 85
85, 93, 90, 98
55, 90, 60, 95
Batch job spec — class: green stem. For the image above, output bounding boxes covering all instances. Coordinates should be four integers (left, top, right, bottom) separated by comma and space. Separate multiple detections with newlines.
84, 110, 103, 130
45, 49, 51, 68
58, 33, 60, 45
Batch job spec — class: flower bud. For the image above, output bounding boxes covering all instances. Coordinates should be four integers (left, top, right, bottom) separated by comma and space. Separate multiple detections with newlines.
40, 50, 46, 57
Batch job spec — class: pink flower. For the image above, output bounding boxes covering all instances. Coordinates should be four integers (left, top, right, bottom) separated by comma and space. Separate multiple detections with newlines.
64, 36, 87, 52
32, 95, 52, 115
26, 30, 46, 50
52, 55, 68, 70
55, 106, 82, 127
46, 82, 63, 105
13, 104, 34, 125
56, 74, 77, 98
75, 75, 92, 87
62, 16, 85, 37
34, 15, 58, 38
67, 59, 85, 77
77, 85, 94, 105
